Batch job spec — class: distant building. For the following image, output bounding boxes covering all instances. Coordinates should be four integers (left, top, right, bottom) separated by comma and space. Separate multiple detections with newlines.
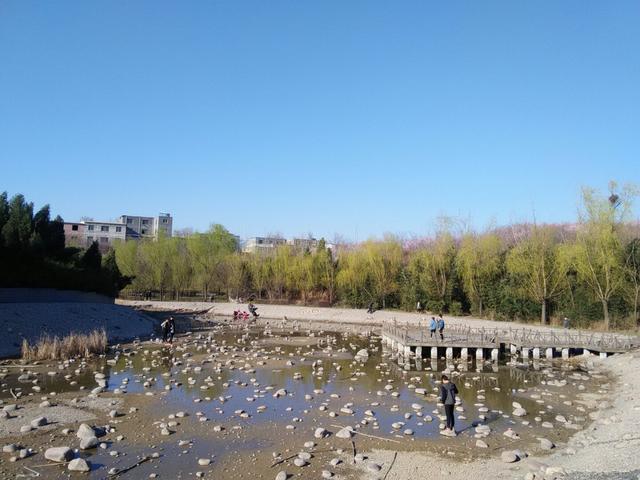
118, 213, 173, 240
63, 213, 173, 250
64, 220, 126, 250
287, 237, 319, 251
242, 236, 287, 254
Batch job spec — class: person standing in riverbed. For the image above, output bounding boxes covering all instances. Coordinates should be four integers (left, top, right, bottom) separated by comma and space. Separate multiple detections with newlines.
160, 318, 170, 343
440, 375, 458, 435
167, 317, 176, 344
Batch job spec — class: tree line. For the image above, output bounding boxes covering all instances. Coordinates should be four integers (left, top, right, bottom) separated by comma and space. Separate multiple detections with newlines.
0, 192, 128, 296
114, 183, 640, 330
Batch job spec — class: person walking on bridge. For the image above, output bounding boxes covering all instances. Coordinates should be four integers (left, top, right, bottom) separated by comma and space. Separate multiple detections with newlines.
437, 314, 445, 341
429, 317, 437, 338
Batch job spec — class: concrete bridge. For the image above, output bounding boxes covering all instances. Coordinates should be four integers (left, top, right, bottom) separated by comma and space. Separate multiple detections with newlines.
381, 321, 639, 362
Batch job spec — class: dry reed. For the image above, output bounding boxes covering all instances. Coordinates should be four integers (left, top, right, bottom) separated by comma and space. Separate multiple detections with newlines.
21, 329, 108, 361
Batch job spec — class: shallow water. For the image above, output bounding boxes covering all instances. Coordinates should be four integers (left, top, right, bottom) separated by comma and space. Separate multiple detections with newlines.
0, 323, 606, 479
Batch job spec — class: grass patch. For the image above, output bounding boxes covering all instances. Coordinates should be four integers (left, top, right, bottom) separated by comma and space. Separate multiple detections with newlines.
21, 329, 108, 361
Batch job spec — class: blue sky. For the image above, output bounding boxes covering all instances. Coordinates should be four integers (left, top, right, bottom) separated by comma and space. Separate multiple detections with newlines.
1, 1, 639, 241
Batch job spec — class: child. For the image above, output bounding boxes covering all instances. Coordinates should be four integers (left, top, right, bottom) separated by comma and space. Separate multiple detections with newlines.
440, 375, 458, 435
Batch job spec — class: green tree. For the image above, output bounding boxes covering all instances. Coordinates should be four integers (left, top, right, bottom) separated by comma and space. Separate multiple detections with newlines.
187, 225, 238, 298
362, 237, 402, 309
506, 225, 566, 324
2, 194, 33, 249
81, 241, 102, 270
456, 232, 503, 316
623, 238, 640, 327
565, 184, 635, 329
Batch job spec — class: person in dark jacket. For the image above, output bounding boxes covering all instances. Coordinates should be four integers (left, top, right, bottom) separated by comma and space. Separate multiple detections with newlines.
440, 374, 458, 434
437, 314, 445, 340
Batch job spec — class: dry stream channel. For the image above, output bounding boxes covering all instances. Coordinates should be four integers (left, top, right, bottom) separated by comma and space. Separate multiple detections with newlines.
0, 319, 609, 479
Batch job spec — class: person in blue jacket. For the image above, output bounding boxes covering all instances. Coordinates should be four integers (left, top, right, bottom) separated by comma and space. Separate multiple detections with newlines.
429, 317, 437, 338
437, 314, 445, 340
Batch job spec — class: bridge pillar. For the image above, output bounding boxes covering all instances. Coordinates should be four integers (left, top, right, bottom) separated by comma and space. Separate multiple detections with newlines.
415, 358, 422, 371
430, 347, 438, 359
491, 348, 499, 362
510, 344, 517, 355
404, 345, 412, 358
562, 348, 570, 359
522, 348, 530, 359
545, 348, 554, 360
416, 346, 422, 358
532, 347, 541, 359
599, 352, 608, 359
475, 348, 484, 360
461, 348, 468, 361
445, 347, 453, 359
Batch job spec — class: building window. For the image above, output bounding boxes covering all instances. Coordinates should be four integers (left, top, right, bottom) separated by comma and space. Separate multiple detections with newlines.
162, 218, 168, 223
87, 225, 94, 231
100, 237, 109, 243
142, 219, 149, 225
101, 225, 109, 232
115, 226, 122, 233
71, 224, 79, 231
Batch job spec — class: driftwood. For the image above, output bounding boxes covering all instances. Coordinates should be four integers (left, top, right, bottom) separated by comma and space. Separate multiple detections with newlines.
382, 451, 398, 480
351, 440, 357, 464
109, 456, 150, 477
329, 425, 402, 444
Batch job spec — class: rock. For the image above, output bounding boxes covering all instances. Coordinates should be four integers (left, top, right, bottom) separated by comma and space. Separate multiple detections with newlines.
476, 440, 488, 448
512, 408, 527, 417
76, 424, 95, 439
336, 427, 354, 439
68, 458, 91, 472
198, 458, 211, 466
20, 425, 33, 433
30, 416, 47, 428
367, 463, 382, 472
293, 457, 307, 467
273, 389, 287, 398
355, 349, 369, 358
538, 438, 555, 450
275, 472, 288, 480
80, 436, 98, 450
501, 451, 519, 463
3, 444, 18, 453
303, 441, 315, 448
503, 428, 519, 440
45, 447, 73, 462
321, 470, 333, 479
314, 427, 328, 439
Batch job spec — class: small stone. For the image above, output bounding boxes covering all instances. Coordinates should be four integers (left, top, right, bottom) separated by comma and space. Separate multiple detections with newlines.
275, 472, 288, 480
501, 451, 519, 463
68, 458, 91, 472
45, 447, 73, 462
336, 427, 354, 439
30, 416, 47, 428
80, 436, 98, 450
198, 458, 211, 466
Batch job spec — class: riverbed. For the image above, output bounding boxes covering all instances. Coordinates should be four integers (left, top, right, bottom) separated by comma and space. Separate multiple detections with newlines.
0, 320, 616, 479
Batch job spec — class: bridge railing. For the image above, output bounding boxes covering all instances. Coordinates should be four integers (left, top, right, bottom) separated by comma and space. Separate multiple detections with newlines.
381, 320, 639, 352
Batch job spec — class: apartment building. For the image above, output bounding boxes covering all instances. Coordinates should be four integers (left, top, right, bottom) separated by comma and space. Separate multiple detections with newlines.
64, 220, 126, 250
63, 213, 173, 250
118, 213, 173, 240
242, 236, 287, 254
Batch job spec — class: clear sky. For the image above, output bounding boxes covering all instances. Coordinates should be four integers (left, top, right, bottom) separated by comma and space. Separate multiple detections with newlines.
1, 1, 639, 241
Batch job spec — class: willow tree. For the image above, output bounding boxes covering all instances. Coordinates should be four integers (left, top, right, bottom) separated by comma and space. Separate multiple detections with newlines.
456, 232, 503, 316
506, 225, 565, 324
362, 237, 403, 309
187, 224, 238, 298
623, 238, 640, 326
336, 248, 370, 307
313, 239, 337, 304
167, 238, 192, 299
409, 232, 456, 311
567, 184, 635, 330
